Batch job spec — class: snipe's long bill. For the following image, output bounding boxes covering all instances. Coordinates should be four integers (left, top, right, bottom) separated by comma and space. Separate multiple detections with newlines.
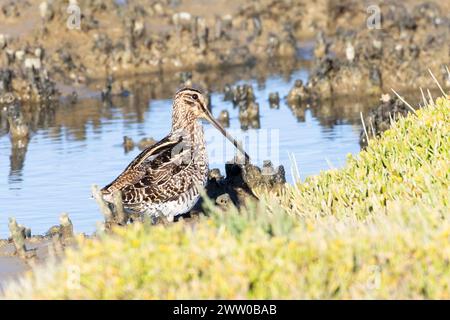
101, 88, 250, 220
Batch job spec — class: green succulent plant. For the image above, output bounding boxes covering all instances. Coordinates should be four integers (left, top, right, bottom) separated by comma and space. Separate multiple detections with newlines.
2, 96, 449, 299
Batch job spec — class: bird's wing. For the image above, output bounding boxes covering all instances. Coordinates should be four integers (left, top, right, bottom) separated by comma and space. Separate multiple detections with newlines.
102, 135, 196, 205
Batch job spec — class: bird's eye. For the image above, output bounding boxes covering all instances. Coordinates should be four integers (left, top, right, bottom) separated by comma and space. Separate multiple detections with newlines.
192, 94, 198, 100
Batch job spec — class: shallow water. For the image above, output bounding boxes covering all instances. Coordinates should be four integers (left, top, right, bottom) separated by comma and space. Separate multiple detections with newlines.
0, 63, 371, 238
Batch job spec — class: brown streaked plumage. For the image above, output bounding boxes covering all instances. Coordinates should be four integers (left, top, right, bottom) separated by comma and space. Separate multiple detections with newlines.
101, 88, 250, 220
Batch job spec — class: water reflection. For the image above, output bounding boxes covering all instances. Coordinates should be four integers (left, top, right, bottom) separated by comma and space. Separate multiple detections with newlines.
8, 137, 28, 185
0, 59, 375, 237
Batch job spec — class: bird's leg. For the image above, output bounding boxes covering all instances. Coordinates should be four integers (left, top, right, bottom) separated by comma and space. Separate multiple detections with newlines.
91, 184, 114, 229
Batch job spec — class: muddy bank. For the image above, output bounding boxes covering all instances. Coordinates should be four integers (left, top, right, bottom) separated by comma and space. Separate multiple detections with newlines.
0, 236, 53, 292
359, 94, 412, 147
0, 0, 322, 102
2, 0, 447, 102
307, 0, 450, 97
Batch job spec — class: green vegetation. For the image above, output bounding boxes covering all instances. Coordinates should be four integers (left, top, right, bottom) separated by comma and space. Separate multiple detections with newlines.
2, 96, 449, 299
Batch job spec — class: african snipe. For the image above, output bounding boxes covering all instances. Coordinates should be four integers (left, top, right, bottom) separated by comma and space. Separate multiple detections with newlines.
101, 88, 249, 220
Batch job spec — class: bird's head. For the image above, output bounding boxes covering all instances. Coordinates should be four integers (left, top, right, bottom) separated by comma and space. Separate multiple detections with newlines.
173, 87, 250, 162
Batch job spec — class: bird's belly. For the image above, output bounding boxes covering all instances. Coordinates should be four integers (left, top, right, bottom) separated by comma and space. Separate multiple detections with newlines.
145, 194, 200, 219
141, 180, 206, 220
